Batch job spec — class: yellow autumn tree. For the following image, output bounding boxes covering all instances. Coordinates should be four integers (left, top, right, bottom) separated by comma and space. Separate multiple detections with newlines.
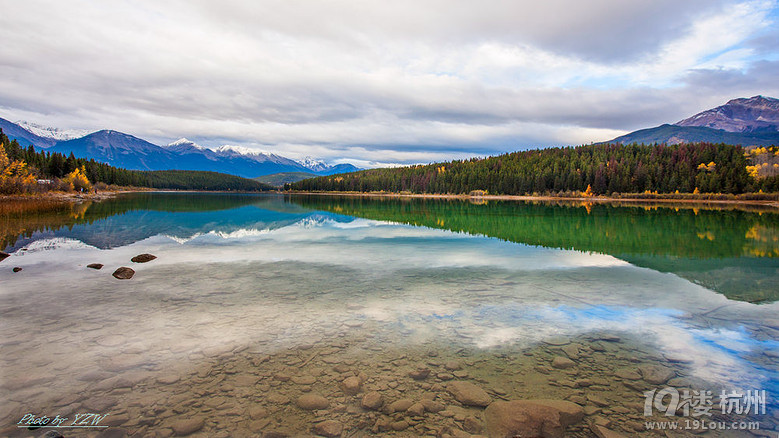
581, 184, 594, 197
0, 146, 37, 194
63, 166, 92, 192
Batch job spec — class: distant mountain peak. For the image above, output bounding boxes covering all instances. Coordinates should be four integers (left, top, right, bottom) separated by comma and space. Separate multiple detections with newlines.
676, 95, 779, 133
15, 120, 92, 141
166, 138, 207, 151
1, 115, 365, 177
215, 145, 272, 156
299, 156, 329, 172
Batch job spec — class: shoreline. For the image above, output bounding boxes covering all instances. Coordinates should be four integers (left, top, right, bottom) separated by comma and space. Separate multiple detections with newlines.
286, 190, 779, 208
3, 189, 778, 209
0, 190, 126, 203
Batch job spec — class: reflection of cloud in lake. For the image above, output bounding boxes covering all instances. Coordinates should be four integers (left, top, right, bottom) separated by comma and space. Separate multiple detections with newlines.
3, 215, 778, 410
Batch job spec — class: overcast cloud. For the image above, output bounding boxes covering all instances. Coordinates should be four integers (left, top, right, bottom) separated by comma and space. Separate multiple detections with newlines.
0, 0, 777, 166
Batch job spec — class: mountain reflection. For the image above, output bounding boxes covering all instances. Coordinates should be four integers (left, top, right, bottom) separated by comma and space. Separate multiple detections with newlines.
2, 192, 777, 303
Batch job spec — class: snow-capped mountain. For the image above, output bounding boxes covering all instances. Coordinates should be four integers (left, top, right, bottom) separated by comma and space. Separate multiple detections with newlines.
165, 138, 208, 152
299, 156, 329, 173
16, 120, 92, 141
214, 145, 303, 167
0, 117, 362, 177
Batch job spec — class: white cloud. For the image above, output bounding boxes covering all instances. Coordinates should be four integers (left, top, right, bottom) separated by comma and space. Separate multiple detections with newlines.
0, 0, 777, 164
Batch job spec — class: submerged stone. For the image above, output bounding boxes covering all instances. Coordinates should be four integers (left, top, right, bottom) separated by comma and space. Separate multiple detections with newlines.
552, 356, 576, 369
484, 399, 584, 438
446, 381, 491, 407
296, 393, 329, 410
313, 420, 343, 438
112, 267, 135, 280
638, 364, 675, 385
171, 417, 204, 436
361, 391, 383, 410
340, 375, 362, 395
131, 253, 157, 263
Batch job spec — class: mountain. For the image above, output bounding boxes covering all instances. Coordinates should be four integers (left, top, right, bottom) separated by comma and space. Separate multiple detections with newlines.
676, 96, 779, 133
608, 95, 779, 146
15, 120, 92, 140
0, 117, 57, 148
163, 138, 216, 156
50, 130, 181, 170
255, 171, 318, 187
299, 156, 329, 173
0, 118, 362, 177
214, 145, 306, 168
318, 163, 360, 175
609, 124, 779, 146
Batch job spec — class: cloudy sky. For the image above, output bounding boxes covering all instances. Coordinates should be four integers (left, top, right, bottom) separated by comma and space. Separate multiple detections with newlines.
1, 0, 778, 167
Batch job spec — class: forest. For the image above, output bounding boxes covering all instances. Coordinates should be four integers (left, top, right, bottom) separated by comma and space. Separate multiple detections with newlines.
0, 129, 272, 193
289, 143, 779, 195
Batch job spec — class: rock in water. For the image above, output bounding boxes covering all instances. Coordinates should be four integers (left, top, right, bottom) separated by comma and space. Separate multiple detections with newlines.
552, 356, 576, 369
171, 417, 204, 436
408, 367, 431, 380
313, 420, 343, 438
484, 399, 584, 438
387, 398, 414, 413
639, 364, 675, 385
296, 394, 329, 410
131, 253, 157, 263
446, 381, 491, 407
341, 376, 362, 395
87, 263, 104, 270
112, 267, 135, 280
591, 423, 628, 438
361, 391, 383, 410
0, 251, 9, 262
12, 267, 22, 273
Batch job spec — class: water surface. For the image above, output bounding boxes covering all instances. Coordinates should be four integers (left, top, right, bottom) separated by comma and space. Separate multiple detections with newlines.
1, 193, 777, 437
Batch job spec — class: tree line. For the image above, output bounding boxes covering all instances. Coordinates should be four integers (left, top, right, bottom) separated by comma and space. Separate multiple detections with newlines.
1, 129, 272, 193
289, 143, 779, 195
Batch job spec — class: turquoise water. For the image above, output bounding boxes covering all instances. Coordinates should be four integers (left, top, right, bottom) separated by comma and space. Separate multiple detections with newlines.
0, 193, 777, 436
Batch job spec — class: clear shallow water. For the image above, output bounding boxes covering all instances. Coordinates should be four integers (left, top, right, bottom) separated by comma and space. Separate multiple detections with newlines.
0, 193, 777, 437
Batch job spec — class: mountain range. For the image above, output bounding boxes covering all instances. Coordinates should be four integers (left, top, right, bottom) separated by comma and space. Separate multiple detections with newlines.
2, 95, 776, 180
0, 118, 359, 178
609, 95, 779, 146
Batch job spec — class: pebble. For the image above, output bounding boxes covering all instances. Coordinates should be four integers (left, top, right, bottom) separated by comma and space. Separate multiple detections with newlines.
446, 381, 491, 407
407, 402, 426, 416
552, 356, 576, 369
171, 417, 204, 436
313, 420, 343, 438
388, 398, 414, 413
408, 367, 431, 380
296, 393, 329, 410
291, 375, 316, 385
391, 420, 409, 431
340, 375, 362, 395
112, 267, 135, 280
131, 253, 157, 263
361, 391, 383, 410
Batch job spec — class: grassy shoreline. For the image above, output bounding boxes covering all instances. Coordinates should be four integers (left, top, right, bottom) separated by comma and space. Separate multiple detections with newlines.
4, 189, 778, 209
286, 190, 779, 208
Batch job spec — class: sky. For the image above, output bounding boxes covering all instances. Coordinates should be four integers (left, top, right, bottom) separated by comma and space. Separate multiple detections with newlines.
1, 0, 778, 168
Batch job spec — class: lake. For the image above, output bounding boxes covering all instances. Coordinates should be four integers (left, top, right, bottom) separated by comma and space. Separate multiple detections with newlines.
1, 193, 778, 437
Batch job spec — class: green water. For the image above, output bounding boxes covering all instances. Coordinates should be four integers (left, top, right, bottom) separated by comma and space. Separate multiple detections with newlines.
0, 193, 777, 437
290, 195, 779, 303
